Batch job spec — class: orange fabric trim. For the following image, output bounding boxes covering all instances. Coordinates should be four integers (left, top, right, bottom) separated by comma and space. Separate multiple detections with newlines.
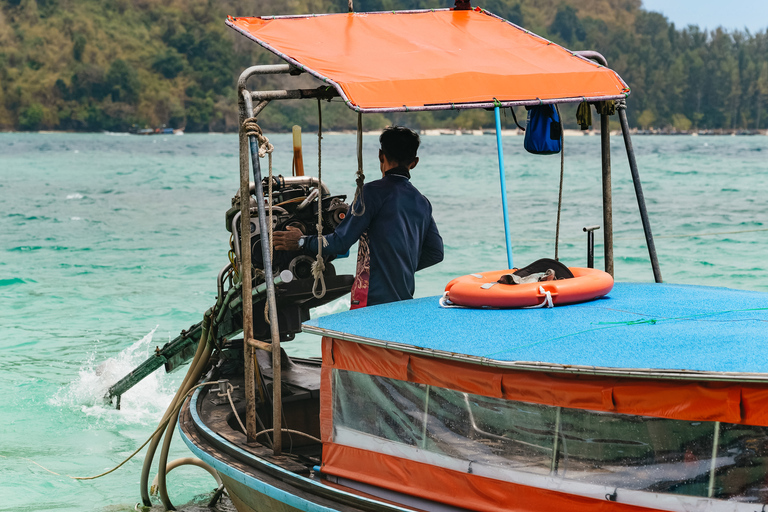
320, 365, 333, 444
229, 11, 628, 109
322, 443, 658, 512
323, 337, 768, 426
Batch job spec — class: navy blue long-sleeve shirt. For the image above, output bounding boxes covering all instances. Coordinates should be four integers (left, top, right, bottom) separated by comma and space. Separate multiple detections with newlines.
306, 169, 443, 308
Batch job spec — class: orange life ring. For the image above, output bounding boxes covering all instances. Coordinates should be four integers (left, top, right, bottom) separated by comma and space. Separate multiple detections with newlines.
444, 267, 614, 308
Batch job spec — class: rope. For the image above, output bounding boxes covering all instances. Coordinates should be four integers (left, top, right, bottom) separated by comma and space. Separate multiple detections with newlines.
554, 104, 564, 261
17, 381, 225, 481
439, 291, 466, 308
253, 428, 321, 444
226, 383, 247, 435
264, 145, 274, 324
243, 117, 274, 157
312, 98, 327, 299
524, 286, 554, 309
228, 236, 239, 280
351, 112, 366, 216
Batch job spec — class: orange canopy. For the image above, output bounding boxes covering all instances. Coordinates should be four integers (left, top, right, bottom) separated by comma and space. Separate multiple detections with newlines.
227, 9, 629, 112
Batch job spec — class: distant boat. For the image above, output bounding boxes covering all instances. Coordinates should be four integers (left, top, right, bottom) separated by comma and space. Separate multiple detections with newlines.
130, 126, 184, 135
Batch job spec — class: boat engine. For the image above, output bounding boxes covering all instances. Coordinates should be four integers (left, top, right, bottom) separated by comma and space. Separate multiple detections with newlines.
221, 176, 354, 341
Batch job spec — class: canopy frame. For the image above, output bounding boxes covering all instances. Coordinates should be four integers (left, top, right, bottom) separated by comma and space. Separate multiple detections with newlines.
232, 10, 662, 456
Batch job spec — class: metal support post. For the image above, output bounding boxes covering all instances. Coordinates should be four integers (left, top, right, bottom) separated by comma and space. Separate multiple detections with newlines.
600, 113, 614, 277
243, 91, 283, 455
708, 421, 721, 498
238, 94, 258, 444
550, 407, 562, 474
583, 225, 600, 268
493, 106, 514, 269
618, 101, 663, 283
421, 385, 431, 449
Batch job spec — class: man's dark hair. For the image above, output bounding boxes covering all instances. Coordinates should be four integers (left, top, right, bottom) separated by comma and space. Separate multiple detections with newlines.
380, 126, 420, 165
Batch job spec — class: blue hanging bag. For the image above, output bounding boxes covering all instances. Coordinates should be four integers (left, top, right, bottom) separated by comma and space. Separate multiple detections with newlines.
524, 104, 562, 155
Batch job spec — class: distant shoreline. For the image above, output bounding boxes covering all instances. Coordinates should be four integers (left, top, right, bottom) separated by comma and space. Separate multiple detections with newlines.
1, 129, 766, 136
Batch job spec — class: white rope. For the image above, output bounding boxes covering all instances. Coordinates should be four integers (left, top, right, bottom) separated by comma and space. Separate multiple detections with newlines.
350, 112, 366, 216
265, 133, 274, 324
226, 384, 247, 436
312, 99, 327, 299
438, 292, 466, 308
524, 286, 554, 309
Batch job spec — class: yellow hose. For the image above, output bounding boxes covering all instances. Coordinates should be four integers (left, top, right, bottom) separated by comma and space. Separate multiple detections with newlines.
157, 341, 214, 510
150, 457, 222, 495
139, 312, 211, 506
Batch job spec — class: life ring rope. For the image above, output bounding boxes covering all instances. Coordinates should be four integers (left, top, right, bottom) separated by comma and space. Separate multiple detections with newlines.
524, 286, 554, 309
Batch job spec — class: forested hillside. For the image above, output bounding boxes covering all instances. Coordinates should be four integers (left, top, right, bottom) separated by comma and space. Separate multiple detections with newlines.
1, 0, 766, 132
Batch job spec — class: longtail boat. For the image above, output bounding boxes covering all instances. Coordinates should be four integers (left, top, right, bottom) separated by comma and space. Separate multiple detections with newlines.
110, 3, 768, 511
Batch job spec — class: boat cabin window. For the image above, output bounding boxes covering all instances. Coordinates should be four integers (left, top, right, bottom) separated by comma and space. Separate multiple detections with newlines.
332, 369, 768, 502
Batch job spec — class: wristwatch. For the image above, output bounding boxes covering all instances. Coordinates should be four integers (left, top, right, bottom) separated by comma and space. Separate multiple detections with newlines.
297, 236, 307, 250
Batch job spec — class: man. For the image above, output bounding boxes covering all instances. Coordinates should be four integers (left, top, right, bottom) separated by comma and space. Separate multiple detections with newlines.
273, 126, 443, 309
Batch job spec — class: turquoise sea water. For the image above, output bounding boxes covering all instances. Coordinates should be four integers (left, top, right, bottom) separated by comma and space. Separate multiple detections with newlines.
1, 132, 767, 511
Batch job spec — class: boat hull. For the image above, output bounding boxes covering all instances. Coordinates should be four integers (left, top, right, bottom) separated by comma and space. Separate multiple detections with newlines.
220, 474, 301, 512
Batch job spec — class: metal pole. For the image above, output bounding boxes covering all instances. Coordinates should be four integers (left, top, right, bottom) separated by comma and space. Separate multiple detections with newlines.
618, 101, 663, 283
708, 421, 721, 498
600, 113, 614, 277
583, 225, 599, 269
243, 91, 283, 455
493, 106, 514, 269
550, 407, 562, 474
236, 65, 291, 447
421, 385, 430, 449
238, 93, 258, 444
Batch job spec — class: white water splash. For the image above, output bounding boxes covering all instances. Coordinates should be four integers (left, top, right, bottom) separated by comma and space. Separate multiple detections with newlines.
66, 193, 83, 200
50, 327, 182, 425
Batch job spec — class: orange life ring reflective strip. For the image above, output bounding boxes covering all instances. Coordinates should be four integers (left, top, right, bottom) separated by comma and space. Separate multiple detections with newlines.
444, 267, 614, 308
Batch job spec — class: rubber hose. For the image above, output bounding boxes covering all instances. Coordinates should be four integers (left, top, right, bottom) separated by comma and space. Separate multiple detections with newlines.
139, 312, 211, 506
150, 457, 222, 494
143, 325, 211, 508
215, 285, 240, 326
157, 342, 214, 510
139, 325, 209, 506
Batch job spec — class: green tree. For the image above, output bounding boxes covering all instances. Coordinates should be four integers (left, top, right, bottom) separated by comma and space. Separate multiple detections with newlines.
549, 5, 585, 45
106, 59, 140, 104
72, 34, 86, 62
152, 49, 185, 79
18, 103, 44, 130
637, 109, 656, 129
670, 113, 692, 131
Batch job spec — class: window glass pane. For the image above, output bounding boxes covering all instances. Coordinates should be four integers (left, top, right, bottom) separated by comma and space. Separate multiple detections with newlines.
331, 369, 767, 503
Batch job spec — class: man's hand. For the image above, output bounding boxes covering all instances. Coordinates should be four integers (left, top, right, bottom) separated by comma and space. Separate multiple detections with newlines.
273, 225, 304, 251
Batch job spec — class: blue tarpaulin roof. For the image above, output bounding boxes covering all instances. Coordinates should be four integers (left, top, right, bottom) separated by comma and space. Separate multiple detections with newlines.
303, 283, 768, 377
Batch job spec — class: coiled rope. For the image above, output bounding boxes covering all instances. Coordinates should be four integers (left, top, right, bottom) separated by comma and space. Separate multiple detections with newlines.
312, 98, 328, 299
350, 112, 366, 216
